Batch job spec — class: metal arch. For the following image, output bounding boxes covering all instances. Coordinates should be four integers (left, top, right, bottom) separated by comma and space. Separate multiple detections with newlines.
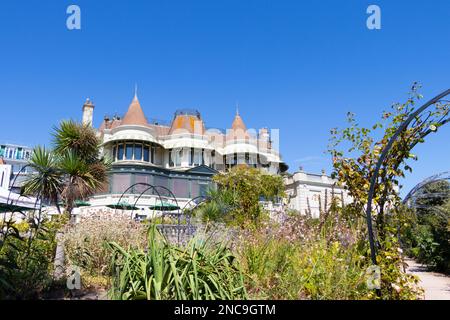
151, 185, 181, 225
152, 185, 180, 211
403, 171, 450, 204
365, 89, 450, 266
2, 180, 45, 248
7, 164, 33, 206
130, 184, 167, 219
181, 195, 211, 224
114, 182, 164, 217
181, 195, 210, 211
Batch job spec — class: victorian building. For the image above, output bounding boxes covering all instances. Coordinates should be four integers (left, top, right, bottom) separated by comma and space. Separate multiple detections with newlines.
81, 93, 287, 212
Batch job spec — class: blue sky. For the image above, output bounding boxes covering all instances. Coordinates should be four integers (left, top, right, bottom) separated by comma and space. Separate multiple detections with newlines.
0, 0, 449, 196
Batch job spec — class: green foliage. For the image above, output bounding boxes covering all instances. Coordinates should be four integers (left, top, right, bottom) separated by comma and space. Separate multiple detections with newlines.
22, 146, 62, 205
401, 181, 450, 273
372, 233, 424, 300
237, 211, 370, 300
0, 215, 66, 299
194, 188, 237, 223
327, 85, 448, 298
210, 166, 284, 227
23, 120, 110, 216
107, 225, 247, 300
328, 85, 450, 239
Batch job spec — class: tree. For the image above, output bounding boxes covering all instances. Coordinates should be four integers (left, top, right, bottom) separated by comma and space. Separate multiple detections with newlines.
211, 166, 285, 226
328, 84, 450, 241
23, 120, 110, 217
327, 85, 449, 298
22, 146, 63, 208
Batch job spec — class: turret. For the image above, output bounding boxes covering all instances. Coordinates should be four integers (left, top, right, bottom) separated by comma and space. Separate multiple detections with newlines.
82, 98, 94, 126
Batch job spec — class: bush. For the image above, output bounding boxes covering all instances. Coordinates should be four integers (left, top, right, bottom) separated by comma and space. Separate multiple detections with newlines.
0, 215, 66, 299
63, 215, 147, 283
236, 217, 369, 300
107, 225, 248, 300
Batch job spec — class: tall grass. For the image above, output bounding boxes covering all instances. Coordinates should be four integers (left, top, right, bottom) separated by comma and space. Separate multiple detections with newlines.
107, 225, 247, 300
237, 215, 370, 300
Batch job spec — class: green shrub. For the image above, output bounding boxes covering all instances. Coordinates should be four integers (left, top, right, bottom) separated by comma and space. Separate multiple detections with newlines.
0, 215, 65, 299
238, 227, 369, 300
107, 224, 247, 300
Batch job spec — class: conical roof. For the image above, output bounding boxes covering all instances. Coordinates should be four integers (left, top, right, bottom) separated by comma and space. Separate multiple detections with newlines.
121, 95, 148, 126
228, 111, 249, 140
169, 110, 205, 134
231, 114, 247, 131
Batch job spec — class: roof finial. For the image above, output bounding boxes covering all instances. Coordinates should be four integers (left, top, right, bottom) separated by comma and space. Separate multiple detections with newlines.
236, 101, 239, 116
134, 83, 138, 100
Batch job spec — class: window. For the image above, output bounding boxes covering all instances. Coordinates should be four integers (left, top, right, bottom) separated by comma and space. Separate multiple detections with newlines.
117, 144, 124, 160
172, 178, 189, 198
151, 146, 156, 163
112, 146, 116, 160
189, 148, 194, 166
134, 144, 143, 161
190, 148, 203, 166
170, 149, 182, 167
143, 146, 150, 162
17, 148, 23, 160
111, 174, 131, 194
125, 144, 133, 160
0, 146, 5, 157
154, 175, 168, 189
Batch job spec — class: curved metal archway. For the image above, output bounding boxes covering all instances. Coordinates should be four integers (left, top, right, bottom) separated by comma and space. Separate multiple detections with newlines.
366, 88, 450, 267
180, 195, 210, 225
114, 182, 165, 216
403, 171, 450, 206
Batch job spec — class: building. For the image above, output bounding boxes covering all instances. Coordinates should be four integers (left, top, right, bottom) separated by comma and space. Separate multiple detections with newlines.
284, 167, 352, 218
82, 93, 287, 213
0, 143, 34, 193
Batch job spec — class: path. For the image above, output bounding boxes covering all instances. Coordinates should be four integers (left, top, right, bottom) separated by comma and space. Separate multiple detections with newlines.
405, 258, 450, 300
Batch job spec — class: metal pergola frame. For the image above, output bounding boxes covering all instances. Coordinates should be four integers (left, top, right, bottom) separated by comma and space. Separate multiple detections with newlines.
365, 88, 450, 267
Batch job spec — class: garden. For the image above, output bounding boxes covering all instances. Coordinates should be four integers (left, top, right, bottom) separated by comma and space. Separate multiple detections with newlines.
0, 85, 449, 300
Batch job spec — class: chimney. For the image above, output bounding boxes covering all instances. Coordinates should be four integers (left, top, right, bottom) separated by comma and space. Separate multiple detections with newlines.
82, 98, 95, 126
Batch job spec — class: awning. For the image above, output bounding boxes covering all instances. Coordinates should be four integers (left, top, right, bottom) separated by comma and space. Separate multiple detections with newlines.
106, 202, 138, 210
74, 200, 91, 207
149, 201, 180, 211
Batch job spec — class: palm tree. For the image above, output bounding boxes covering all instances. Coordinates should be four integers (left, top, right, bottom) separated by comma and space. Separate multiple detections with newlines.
52, 120, 110, 217
22, 146, 63, 208
23, 120, 110, 217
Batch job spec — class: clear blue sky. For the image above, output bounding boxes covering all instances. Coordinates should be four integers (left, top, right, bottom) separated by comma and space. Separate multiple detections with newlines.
0, 0, 449, 196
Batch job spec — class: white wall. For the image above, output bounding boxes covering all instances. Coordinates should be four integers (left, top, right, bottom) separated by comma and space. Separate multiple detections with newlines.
0, 164, 12, 190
